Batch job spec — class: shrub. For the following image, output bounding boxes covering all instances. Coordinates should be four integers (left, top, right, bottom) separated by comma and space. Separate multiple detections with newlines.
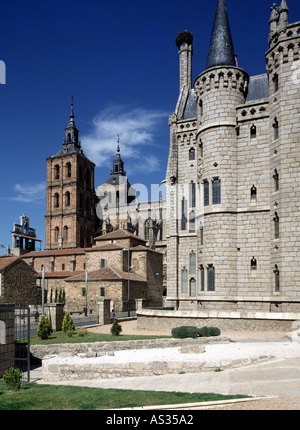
37, 314, 53, 340
171, 326, 199, 339
3, 367, 22, 391
110, 320, 122, 336
198, 326, 221, 337
78, 328, 88, 337
62, 312, 76, 333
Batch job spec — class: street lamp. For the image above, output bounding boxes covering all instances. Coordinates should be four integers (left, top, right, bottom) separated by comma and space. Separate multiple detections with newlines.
123, 247, 134, 317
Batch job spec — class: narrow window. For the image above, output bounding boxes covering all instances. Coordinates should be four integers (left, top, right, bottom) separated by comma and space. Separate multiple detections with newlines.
189, 251, 196, 274
200, 265, 205, 291
54, 165, 60, 180
273, 117, 279, 140
55, 227, 59, 241
54, 193, 59, 208
251, 185, 257, 200
190, 278, 196, 297
274, 74, 279, 93
65, 191, 70, 207
66, 162, 71, 178
144, 218, 151, 241
250, 125, 256, 139
273, 169, 279, 191
181, 267, 188, 294
212, 178, 221, 205
274, 265, 280, 292
274, 212, 279, 239
207, 265, 215, 292
190, 181, 196, 207
203, 180, 209, 206
251, 257, 257, 270
64, 226, 68, 241
100, 258, 106, 268
100, 287, 105, 297
200, 225, 204, 245
181, 198, 187, 230
62, 264, 65, 271
189, 148, 195, 161
189, 210, 195, 232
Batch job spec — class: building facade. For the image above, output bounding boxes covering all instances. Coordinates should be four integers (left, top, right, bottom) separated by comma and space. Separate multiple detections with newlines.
165, 0, 300, 313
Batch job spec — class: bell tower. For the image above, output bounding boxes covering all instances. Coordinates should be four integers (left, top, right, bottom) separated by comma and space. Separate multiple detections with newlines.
45, 101, 98, 250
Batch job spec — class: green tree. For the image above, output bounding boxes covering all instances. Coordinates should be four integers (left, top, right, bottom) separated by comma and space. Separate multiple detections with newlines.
37, 314, 53, 340
62, 312, 76, 333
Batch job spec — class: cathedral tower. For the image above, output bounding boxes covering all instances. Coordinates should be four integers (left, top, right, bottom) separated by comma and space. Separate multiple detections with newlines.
45, 102, 98, 250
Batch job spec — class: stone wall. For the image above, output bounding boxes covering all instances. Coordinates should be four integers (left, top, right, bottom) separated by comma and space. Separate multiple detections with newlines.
137, 309, 300, 332
0, 306, 15, 378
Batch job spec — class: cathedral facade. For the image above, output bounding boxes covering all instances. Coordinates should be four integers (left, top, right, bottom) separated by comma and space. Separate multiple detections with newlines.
165, 0, 300, 314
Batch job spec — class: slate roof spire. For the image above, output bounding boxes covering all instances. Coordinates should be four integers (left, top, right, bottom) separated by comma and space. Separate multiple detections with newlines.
206, 0, 236, 70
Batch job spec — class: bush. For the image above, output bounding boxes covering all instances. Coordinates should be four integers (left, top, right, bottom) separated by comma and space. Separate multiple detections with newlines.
3, 367, 22, 391
171, 326, 199, 339
110, 320, 122, 336
78, 328, 88, 337
62, 312, 76, 333
37, 314, 53, 340
198, 326, 221, 337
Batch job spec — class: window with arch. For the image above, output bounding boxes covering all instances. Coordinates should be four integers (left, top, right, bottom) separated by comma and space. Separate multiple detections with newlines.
144, 218, 151, 241
251, 257, 257, 270
273, 74, 279, 93
189, 148, 195, 161
189, 251, 196, 274
55, 227, 60, 241
250, 124, 257, 139
63, 226, 68, 241
189, 210, 195, 232
54, 193, 59, 208
67, 132, 71, 142
190, 181, 196, 207
54, 164, 60, 180
190, 278, 196, 297
200, 265, 205, 291
274, 212, 279, 239
181, 267, 188, 294
65, 191, 70, 207
207, 264, 215, 291
274, 265, 280, 291
273, 117, 279, 140
66, 162, 72, 178
203, 180, 209, 206
251, 185, 257, 200
273, 169, 279, 191
181, 198, 187, 230
212, 178, 221, 205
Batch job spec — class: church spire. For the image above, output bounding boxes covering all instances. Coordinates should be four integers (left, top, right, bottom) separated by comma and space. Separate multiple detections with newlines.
206, 0, 236, 70
64, 97, 80, 147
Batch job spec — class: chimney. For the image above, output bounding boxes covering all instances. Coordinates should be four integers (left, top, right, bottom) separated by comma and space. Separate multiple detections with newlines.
175, 31, 194, 93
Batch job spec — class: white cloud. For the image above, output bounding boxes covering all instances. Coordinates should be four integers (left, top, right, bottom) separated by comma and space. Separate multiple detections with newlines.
81, 105, 167, 173
11, 182, 46, 203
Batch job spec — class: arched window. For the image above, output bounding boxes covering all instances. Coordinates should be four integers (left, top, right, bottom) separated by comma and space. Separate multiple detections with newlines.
181, 198, 187, 230
203, 180, 209, 206
66, 162, 71, 178
189, 210, 195, 232
54, 164, 60, 180
65, 191, 70, 207
273, 169, 279, 191
273, 117, 279, 140
250, 124, 257, 139
63, 226, 68, 241
251, 257, 257, 270
274, 212, 279, 239
54, 193, 59, 208
67, 133, 71, 142
55, 227, 60, 241
181, 267, 188, 294
251, 185, 257, 200
189, 148, 195, 161
207, 264, 215, 291
190, 278, 196, 297
200, 265, 205, 291
190, 181, 196, 207
189, 251, 196, 274
274, 265, 280, 291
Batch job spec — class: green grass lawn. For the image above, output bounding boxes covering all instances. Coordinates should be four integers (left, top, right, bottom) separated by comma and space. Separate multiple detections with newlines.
29, 329, 171, 345
0, 380, 248, 410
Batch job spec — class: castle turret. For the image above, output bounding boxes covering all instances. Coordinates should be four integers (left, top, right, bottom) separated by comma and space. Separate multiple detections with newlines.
175, 31, 194, 93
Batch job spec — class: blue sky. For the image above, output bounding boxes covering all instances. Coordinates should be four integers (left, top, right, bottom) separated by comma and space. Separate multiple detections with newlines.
0, 0, 299, 254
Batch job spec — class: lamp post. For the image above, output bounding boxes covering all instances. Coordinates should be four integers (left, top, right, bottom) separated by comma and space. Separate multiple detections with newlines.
123, 248, 134, 317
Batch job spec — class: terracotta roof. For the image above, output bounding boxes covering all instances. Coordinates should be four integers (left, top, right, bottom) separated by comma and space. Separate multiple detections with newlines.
65, 266, 147, 283
37, 270, 85, 278
94, 228, 146, 243
0, 256, 20, 271
22, 248, 86, 258
130, 245, 163, 254
85, 243, 123, 252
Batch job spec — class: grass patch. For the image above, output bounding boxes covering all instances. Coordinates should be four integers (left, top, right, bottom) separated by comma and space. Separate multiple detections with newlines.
0, 380, 249, 410
29, 330, 170, 345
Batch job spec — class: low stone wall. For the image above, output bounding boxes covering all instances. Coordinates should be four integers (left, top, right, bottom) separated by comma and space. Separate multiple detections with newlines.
42, 353, 272, 382
137, 309, 300, 332
31, 336, 228, 360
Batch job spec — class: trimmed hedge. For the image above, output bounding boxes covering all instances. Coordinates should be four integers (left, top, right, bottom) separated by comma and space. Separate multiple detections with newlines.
171, 326, 199, 339
171, 325, 221, 339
